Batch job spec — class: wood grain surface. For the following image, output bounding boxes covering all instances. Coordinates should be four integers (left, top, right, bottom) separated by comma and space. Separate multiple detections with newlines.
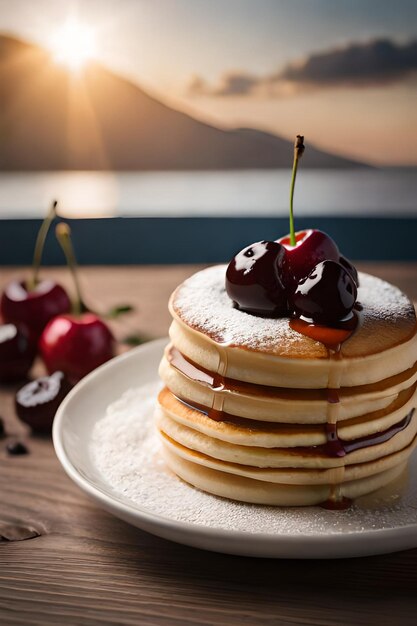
1, 264, 417, 626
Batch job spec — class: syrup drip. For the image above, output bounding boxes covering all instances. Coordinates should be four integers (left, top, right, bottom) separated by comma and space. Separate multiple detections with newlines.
167, 310, 412, 511
322, 410, 414, 457
167, 345, 417, 401
211, 345, 228, 416
167, 345, 229, 422
168, 346, 414, 446
168, 349, 217, 387
173, 393, 313, 432
173, 392, 413, 457
320, 496, 352, 511
290, 308, 363, 509
289, 309, 361, 354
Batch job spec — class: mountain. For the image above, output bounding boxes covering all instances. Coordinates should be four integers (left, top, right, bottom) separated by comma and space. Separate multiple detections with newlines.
0, 34, 367, 170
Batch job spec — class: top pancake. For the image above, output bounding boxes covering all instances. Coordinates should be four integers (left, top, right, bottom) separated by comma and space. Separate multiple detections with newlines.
171, 265, 416, 359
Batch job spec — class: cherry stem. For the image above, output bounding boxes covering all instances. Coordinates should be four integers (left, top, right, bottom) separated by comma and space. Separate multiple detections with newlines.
289, 135, 305, 247
55, 223, 83, 316
29, 200, 58, 290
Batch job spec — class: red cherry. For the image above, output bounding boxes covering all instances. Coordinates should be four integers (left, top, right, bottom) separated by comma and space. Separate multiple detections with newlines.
1, 280, 71, 343
0, 323, 36, 383
226, 241, 289, 316
39, 313, 115, 383
277, 229, 340, 286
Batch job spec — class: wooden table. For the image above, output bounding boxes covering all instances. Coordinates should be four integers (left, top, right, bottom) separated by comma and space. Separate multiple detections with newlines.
1, 264, 417, 626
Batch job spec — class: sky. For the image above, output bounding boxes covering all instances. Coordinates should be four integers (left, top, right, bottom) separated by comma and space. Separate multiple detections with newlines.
1, 0, 417, 165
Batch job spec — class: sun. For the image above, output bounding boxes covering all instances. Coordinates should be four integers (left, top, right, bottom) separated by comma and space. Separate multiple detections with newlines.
50, 19, 96, 71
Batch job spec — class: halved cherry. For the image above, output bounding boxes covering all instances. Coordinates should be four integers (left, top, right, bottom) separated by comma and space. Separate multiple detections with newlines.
15, 371, 72, 432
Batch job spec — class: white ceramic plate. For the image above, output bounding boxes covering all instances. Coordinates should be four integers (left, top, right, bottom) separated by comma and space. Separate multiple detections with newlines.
53, 338, 417, 559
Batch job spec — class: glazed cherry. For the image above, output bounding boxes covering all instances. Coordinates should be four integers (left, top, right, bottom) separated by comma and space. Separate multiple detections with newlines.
291, 260, 357, 325
339, 255, 359, 287
1, 280, 71, 343
226, 241, 289, 316
0, 323, 36, 383
15, 371, 72, 433
39, 313, 115, 383
278, 229, 340, 285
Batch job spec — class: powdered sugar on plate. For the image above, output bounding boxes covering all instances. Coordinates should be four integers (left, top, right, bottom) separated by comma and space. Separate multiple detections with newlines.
90, 382, 417, 536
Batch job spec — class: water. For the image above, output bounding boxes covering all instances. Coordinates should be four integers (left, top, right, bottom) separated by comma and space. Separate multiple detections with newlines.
0, 169, 416, 219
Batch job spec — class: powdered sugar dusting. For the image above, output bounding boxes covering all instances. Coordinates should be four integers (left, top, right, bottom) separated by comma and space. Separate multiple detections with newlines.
172, 265, 416, 356
173, 265, 305, 353
90, 383, 417, 535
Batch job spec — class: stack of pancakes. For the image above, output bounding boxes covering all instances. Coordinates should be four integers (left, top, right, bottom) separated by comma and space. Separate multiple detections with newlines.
156, 265, 417, 506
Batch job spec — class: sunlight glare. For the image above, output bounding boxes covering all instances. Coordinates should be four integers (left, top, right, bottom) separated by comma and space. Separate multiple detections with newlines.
50, 19, 96, 71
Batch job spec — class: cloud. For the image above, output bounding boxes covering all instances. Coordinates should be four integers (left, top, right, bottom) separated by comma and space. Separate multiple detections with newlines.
188, 38, 417, 97
281, 38, 417, 85
188, 72, 259, 96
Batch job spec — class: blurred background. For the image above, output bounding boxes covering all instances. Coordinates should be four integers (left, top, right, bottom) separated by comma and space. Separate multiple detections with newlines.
0, 0, 416, 262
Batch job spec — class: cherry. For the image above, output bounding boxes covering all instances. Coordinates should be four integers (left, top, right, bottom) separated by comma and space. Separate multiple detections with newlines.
278, 229, 340, 285
0, 323, 36, 383
15, 371, 72, 432
39, 313, 115, 384
224, 135, 360, 326
339, 255, 359, 287
1, 281, 71, 343
279, 136, 339, 285
225, 241, 289, 316
0, 201, 71, 342
6, 440, 29, 456
291, 260, 357, 325
38, 223, 115, 383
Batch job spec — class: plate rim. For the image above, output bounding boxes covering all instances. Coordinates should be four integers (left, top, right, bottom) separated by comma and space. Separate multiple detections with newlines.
53, 337, 417, 558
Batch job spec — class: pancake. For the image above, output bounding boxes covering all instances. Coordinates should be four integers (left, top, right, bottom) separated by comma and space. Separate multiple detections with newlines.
162, 445, 408, 507
157, 384, 417, 447
157, 264, 417, 506
160, 427, 415, 486
169, 266, 417, 388
157, 406, 417, 469
159, 348, 417, 423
